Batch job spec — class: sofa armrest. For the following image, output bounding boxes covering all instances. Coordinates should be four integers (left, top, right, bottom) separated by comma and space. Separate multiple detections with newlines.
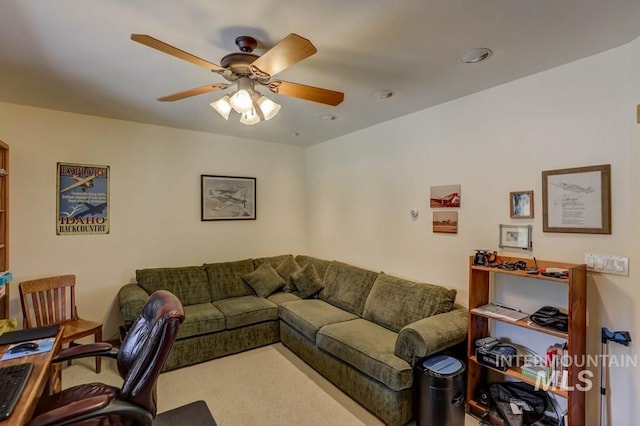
118, 284, 149, 323
394, 307, 468, 367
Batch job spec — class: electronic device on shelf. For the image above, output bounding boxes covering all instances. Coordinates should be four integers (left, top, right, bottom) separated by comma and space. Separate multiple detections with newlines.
475, 336, 499, 350
476, 343, 518, 371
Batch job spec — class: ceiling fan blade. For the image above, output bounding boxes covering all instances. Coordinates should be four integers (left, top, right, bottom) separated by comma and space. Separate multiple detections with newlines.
268, 81, 344, 106
250, 34, 317, 77
158, 84, 229, 102
131, 34, 226, 73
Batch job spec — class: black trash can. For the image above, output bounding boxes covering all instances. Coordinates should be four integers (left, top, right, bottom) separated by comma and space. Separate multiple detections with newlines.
416, 354, 466, 426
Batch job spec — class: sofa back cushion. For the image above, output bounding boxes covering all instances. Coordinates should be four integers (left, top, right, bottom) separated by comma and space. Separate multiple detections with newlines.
363, 272, 457, 332
319, 261, 378, 316
136, 266, 210, 306
203, 259, 255, 301
253, 254, 291, 269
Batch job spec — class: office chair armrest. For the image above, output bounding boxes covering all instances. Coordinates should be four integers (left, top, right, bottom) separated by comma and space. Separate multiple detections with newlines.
53, 342, 118, 363
28, 397, 153, 426
27, 395, 111, 426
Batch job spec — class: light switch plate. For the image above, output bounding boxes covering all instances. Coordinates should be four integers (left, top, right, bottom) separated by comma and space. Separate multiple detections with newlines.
585, 253, 629, 276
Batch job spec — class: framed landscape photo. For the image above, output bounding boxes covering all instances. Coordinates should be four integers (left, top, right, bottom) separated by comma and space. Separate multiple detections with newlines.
499, 224, 532, 251
542, 164, 611, 234
433, 211, 458, 234
510, 190, 534, 219
201, 175, 256, 221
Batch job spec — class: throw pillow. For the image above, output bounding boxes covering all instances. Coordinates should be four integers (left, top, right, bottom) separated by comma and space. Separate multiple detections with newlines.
242, 262, 286, 297
275, 255, 301, 292
290, 263, 323, 299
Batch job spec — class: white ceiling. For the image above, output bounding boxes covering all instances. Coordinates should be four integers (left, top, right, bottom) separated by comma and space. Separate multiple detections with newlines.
2, 1, 640, 147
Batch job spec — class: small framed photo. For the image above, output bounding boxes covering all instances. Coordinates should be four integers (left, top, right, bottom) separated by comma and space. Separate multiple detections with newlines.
433, 211, 458, 234
201, 175, 256, 221
430, 184, 461, 208
510, 190, 534, 219
499, 224, 532, 251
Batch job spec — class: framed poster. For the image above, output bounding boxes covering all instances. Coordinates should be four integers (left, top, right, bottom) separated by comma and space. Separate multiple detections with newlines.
57, 162, 110, 235
510, 190, 534, 219
201, 175, 256, 221
542, 164, 611, 234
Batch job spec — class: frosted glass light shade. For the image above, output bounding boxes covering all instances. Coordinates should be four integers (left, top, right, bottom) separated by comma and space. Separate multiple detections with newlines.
210, 96, 232, 120
230, 89, 253, 113
257, 96, 281, 121
240, 108, 260, 125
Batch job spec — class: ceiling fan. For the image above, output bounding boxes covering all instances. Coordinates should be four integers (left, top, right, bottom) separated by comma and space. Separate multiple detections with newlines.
131, 33, 344, 124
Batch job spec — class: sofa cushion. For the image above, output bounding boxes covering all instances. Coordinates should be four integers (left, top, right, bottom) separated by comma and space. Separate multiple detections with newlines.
267, 291, 301, 305
213, 295, 278, 330
242, 262, 286, 297
253, 254, 291, 269
363, 272, 457, 332
178, 303, 226, 339
319, 261, 378, 316
275, 255, 301, 292
203, 259, 255, 301
317, 318, 413, 391
290, 263, 323, 298
294, 255, 332, 281
136, 266, 210, 306
279, 299, 358, 342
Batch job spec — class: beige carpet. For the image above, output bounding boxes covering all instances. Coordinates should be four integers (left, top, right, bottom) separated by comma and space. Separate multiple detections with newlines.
62, 343, 478, 425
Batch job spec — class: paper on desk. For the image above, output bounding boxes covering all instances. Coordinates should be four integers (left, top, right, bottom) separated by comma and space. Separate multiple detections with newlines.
0, 337, 55, 361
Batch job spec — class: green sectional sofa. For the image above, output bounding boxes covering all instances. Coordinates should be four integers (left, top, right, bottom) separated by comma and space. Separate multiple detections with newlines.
118, 254, 467, 425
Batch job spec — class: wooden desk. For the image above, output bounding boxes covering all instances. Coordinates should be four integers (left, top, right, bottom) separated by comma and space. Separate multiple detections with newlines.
0, 327, 63, 426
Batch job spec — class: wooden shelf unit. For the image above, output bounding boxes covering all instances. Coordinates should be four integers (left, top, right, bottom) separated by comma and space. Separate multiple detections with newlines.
0, 141, 8, 320
466, 255, 586, 426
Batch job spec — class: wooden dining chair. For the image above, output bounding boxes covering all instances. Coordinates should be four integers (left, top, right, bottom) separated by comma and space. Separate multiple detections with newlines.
19, 274, 103, 373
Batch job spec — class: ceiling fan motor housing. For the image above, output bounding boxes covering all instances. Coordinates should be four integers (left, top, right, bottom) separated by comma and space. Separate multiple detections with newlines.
235, 36, 258, 53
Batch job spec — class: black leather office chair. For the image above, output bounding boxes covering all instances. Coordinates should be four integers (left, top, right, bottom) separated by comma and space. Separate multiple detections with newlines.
27, 290, 185, 426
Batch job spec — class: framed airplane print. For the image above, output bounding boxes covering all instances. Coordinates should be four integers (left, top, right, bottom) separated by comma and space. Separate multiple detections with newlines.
201, 175, 256, 221
542, 164, 611, 234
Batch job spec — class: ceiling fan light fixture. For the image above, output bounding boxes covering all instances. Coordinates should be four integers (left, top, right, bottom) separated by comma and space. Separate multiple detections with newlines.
257, 96, 281, 121
230, 89, 253, 113
210, 96, 232, 120
240, 108, 260, 125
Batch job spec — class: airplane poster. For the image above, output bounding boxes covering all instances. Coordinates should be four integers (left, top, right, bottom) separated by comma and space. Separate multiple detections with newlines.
57, 162, 110, 235
201, 175, 256, 221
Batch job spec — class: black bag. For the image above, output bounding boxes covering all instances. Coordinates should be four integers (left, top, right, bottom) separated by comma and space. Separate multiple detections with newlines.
487, 382, 548, 426
529, 306, 568, 332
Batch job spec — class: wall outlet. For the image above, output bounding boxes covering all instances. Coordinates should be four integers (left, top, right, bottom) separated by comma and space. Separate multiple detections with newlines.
585, 253, 629, 276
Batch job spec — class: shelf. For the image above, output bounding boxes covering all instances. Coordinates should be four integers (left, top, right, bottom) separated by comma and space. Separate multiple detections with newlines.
467, 255, 586, 425
470, 311, 568, 340
470, 264, 571, 283
469, 356, 568, 398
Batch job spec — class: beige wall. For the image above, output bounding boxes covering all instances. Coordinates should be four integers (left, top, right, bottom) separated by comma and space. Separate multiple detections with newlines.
0, 104, 308, 337
305, 42, 637, 424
